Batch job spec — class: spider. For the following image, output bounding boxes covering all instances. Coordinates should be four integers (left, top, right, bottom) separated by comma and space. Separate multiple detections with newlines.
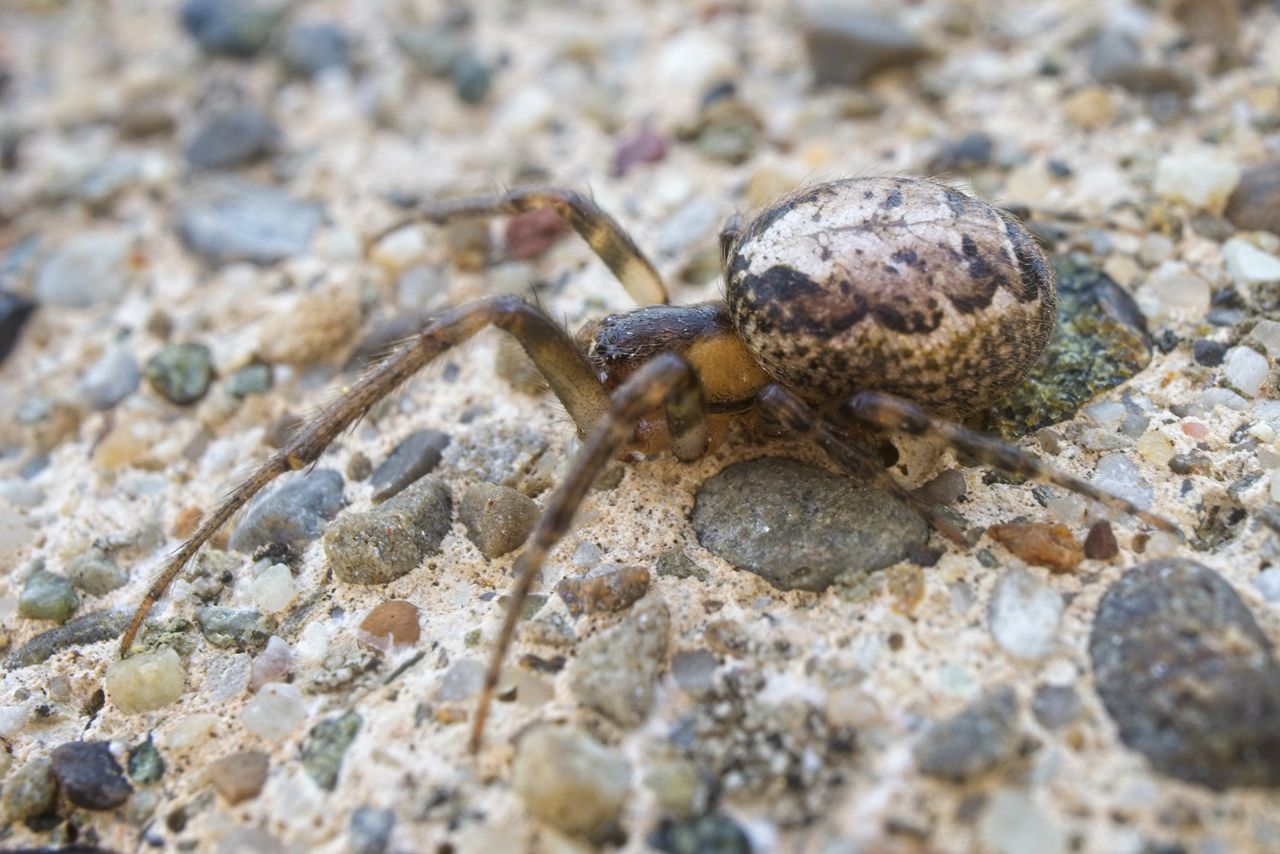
117, 175, 1176, 753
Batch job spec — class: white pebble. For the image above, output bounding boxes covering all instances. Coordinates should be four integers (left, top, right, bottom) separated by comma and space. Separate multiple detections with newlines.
1045, 493, 1087, 526
1153, 153, 1240, 214
979, 789, 1066, 854
1222, 239, 1280, 287
1199, 387, 1250, 410
249, 636, 295, 690
161, 713, 219, 750
1092, 454, 1153, 509
655, 31, 736, 105
249, 563, 298, 613
1250, 320, 1280, 359
1083, 400, 1126, 428
1254, 568, 1280, 602
1223, 347, 1269, 397
106, 647, 185, 714
242, 683, 306, 741
988, 569, 1064, 661
1144, 530, 1181, 557
0, 704, 29, 738
368, 226, 428, 278
1136, 267, 1209, 323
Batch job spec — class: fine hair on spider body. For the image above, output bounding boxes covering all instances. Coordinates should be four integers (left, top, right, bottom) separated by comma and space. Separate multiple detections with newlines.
118, 176, 1178, 753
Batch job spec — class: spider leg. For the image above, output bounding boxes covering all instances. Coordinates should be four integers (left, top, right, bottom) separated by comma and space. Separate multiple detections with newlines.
119, 295, 611, 655
840, 390, 1180, 535
372, 186, 668, 306
756, 385, 970, 545
470, 352, 707, 753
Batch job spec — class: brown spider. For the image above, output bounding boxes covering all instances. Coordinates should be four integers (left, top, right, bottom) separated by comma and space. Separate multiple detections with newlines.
118, 176, 1176, 752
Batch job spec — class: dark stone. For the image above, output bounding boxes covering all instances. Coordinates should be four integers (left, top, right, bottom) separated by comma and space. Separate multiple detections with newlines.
1193, 339, 1229, 367
927, 132, 994, 174
1090, 558, 1280, 789
370, 429, 450, 502
185, 107, 280, 170
1089, 29, 1195, 96
649, 812, 752, 854
1225, 161, 1280, 235
180, 0, 286, 58
1083, 520, 1119, 560
450, 51, 493, 104
914, 685, 1021, 781
1031, 684, 1082, 730
692, 458, 927, 592
228, 469, 345, 553
349, 805, 395, 854
146, 342, 215, 405
50, 741, 133, 810
0, 290, 35, 364
7, 609, 131, 668
280, 23, 351, 78
803, 6, 931, 87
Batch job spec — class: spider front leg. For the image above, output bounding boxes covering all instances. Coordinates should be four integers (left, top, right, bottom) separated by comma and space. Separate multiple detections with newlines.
470, 352, 708, 753
119, 295, 611, 654
756, 385, 971, 545
840, 390, 1180, 534
372, 186, 668, 306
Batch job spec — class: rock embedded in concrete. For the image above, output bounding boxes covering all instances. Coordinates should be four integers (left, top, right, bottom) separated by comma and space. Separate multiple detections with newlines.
370, 429, 450, 502
512, 724, 631, 841
228, 469, 344, 554
50, 741, 133, 810
570, 594, 670, 728
324, 477, 452, 584
915, 686, 1021, 781
459, 481, 539, 558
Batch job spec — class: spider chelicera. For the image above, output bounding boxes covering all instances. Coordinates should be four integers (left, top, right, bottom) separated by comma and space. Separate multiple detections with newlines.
117, 176, 1176, 752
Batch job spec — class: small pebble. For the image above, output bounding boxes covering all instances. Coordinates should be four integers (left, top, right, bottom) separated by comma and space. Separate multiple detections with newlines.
249, 636, 294, 689
349, 806, 396, 854
1031, 684, 1082, 730
370, 429, 450, 502
979, 789, 1066, 854
66, 546, 127, 596
35, 230, 133, 307
1083, 521, 1119, 560
649, 813, 752, 854
612, 126, 667, 177
19, 567, 80, 623
670, 649, 718, 698
324, 477, 451, 583
206, 750, 269, 805
692, 458, 926, 592
450, 51, 492, 104
913, 468, 967, 505
1153, 153, 1241, 214
802, 4, 930, 86
459, 481, 538, 558
434, 658, 486, 702
280, 22, 350, 78
106, 647, 185, 714
1224, 160, 1280, 235
0, 291, 35, 364
249, 563, 297, 613
50, 741, 133, 811
504, 208, 570, 260
228, 469, 344, 553
927, 132, 993, 174
197, 606, 275, 651
512, 724, 631, 841
301, 712, 362, 792
1138, 268, 1210, 323
1092, 453, 1154, 509
1193, 339, 1229, 367
242, 682, 306, 741
8, 609, 130, 668
180, 0, 286, 57
396, 25, 463, 77
77, 348, 141, 410
185, 107, 280, 171
692, 98, 763, 165
1249, 320, 1280, 359
258, 282, 362, 366
0, 757, 57, 823
988, 568, 1064, 660
127, 738, 165, 785
358, 600, 420, 650
570, 594, 669, 728
1222, 238, 1280, 287
226, 363, 272, 398
1089, 29, 1194, 96
557, 565, 650, 617
1062, 85, 1115, 129
654, 549, 707, 581
1222, 346, 1269, 397
176, 177, 325, 265
987, 522, 1083, 573
146, 343, 214, 405
1091, 558, 1280, 788
915, 686, 1021, 781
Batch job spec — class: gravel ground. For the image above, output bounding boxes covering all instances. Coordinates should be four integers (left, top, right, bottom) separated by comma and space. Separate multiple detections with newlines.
1, 1, 1279, 852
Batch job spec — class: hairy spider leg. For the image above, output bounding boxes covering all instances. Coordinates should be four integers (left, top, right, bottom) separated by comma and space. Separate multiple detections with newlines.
119, 295, 611, 654
756, 385, 971, 545
371, 187, 668, 306
842, 390, 1180, 535
470, 352, 707, 752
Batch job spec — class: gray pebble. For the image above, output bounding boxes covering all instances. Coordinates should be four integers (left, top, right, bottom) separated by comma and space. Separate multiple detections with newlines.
50, 741, 133, 811
226, 362, 272, 398
66, 546, 127, 596
1225, 160, 1280, 235
926, 131, 994, 175
459, 481, 538, 558
570, 594, 670, 728
912, 468, 967, 506
77, 348, 141, 410
19, 568, 80, 624
1031, 684, 1082, 730
443, 423, 548, 492
433, 658, 486, 702
450, 51, 492, 104
1089, 29, 1194, 96
179, 0, 286, 58
185, 107, 281, 171
0, 757, 57, 823
396, 26, 464, 77
0, 290, 35, 365
176, 177, 325, 266
692, 458, 927, 592
512, 724, 631, 841
196, 607, 276, 651
914, 685, 1021, 781
802, 4, 930, 87
654, 549, 707, 581
228, 469, 345, 554
281, 23, 351, 78
324, 477, 451, 584
35, 231, 133, 307
145, 342, 214, 405
7, 609, 131, 668
670, 649, 718, 698
301, 711, 361, 792
349, 805, 395, 854
649, 813, 751, 854
370, 428, 450, 502
1090, 558, 1280, 789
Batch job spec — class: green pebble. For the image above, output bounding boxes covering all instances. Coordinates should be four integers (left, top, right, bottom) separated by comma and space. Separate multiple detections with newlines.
146, 342, 215, 406
19, 569, 80, 624
195, 606, 275, 651
451, 51, 492, 104
301, 712, 362, 791
127, 737, 165, 785
66, 546, 127, 596
225, 362, 272, 398
0, 757, 57, 823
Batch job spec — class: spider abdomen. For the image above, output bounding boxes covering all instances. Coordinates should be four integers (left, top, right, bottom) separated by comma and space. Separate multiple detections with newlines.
725, 177, 1056, 418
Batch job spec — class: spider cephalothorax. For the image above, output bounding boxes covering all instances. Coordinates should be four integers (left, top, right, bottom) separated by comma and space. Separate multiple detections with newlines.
117, 177, 1176, 753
